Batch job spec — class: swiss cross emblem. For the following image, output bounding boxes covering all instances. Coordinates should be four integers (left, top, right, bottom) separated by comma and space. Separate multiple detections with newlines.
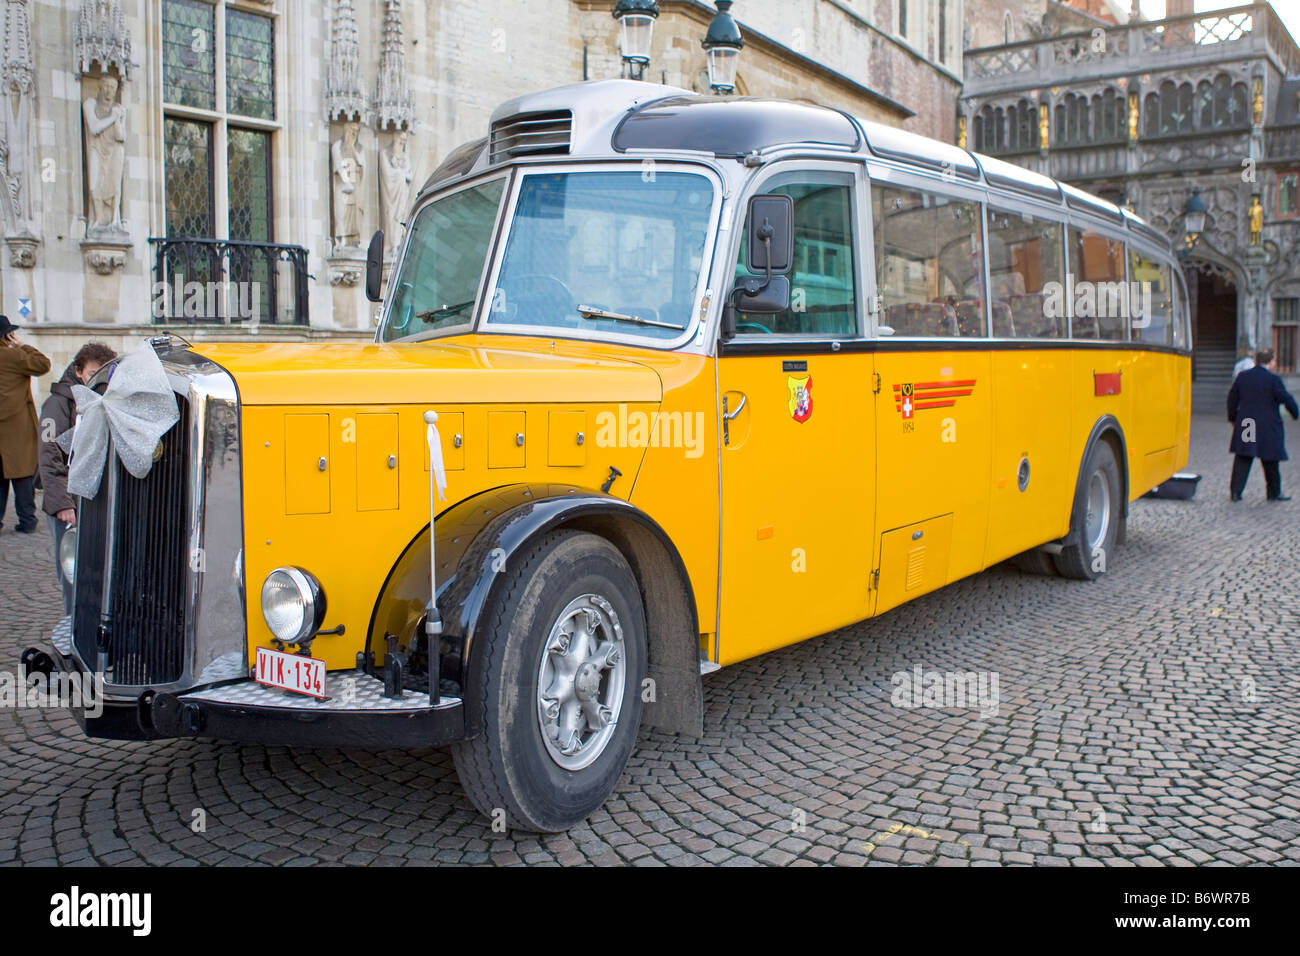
900, 383, 914, 419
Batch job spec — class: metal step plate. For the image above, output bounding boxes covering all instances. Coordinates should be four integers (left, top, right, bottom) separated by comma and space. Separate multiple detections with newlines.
183, 669, 457, 712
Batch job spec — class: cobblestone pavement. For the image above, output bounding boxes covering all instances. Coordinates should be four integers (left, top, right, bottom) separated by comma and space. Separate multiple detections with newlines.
2, 414, 1299, 867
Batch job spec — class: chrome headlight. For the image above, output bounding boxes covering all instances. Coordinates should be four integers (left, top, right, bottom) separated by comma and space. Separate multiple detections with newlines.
59, 527, 78, 584
260, 567, 326, 643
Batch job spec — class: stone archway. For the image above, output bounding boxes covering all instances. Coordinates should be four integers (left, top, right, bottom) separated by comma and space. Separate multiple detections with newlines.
1182, 250, 1244, 413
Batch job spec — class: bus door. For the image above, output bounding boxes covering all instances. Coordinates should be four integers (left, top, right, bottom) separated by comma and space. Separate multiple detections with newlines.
867, 175, 994, 615
716, 164, 876, 664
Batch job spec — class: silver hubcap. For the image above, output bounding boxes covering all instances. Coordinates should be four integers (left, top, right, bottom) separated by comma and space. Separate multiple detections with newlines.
536, 594, 627, 771
1085, 470, 1111, 553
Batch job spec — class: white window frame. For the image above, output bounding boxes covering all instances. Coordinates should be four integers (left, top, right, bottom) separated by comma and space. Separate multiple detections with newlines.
160, 0, 283, 241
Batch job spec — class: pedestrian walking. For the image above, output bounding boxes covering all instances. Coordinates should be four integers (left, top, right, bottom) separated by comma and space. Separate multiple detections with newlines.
39, 341, 116, 614
1228, 348, 1300, 501
0, 315, 51, 533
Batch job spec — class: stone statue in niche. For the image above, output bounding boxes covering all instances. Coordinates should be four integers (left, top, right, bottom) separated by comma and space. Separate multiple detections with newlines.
379, 129, 413, 246
83, 74, 128, 236
331, 119, 366, 247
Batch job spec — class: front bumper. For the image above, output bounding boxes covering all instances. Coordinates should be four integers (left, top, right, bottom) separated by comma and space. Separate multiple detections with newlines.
44, 618, 465, 749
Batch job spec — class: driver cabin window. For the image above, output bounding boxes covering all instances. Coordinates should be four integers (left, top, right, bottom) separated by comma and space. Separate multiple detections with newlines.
873, 183, 987, 337
734, 171, 858, 336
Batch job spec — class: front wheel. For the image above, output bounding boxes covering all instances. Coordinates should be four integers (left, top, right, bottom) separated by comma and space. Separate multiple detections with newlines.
1054, 439, 1122, 580
452, 530, 647, 832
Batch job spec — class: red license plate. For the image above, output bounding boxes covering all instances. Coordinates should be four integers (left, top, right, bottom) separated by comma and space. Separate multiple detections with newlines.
254, 646, 327, 699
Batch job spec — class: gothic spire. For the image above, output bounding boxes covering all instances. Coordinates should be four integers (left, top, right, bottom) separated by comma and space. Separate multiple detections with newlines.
375, 0, 414, 131
325, 0, 366, 122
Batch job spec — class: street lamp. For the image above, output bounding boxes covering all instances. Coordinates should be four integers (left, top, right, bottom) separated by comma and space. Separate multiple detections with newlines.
613, 0, 659, 81
1183, 188, 1207, 249
702, 1, 744, 95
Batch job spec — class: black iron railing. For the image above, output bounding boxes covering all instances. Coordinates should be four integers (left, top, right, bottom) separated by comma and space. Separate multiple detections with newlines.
148, 237, 311, 326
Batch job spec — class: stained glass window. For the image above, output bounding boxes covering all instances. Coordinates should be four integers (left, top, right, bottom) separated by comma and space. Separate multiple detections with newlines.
164, 117, 213, 237
163, 0, 215, 110
228, 128, 271, 241
226, 9, 274, 120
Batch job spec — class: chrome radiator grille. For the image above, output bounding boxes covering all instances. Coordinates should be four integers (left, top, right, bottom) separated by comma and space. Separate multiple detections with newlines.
72, 402, 192, 686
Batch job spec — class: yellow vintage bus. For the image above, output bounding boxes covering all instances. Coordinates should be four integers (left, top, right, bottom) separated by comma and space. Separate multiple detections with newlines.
37, 79, 1190, 831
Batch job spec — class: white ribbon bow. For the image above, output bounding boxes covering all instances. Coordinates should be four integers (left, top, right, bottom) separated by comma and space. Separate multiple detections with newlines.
57, 344, 181, 500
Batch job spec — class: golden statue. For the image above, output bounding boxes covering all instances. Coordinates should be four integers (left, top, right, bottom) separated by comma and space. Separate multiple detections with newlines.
1128, 91, 1139, 141
957, 115, 967, 149
1252, 77, 1263, 126
1038, 103, 1049, 149
1249, 194, 1263, 245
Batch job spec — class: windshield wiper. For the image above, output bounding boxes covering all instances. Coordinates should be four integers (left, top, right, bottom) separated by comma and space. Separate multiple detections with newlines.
577, 304, 682, 331
416, 300, 475, 322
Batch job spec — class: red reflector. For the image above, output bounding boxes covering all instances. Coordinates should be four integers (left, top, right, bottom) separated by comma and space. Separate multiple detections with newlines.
1094, 371, 1121, 396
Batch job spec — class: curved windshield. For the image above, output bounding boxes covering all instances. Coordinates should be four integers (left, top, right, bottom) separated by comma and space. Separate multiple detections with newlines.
486, 170, 714, 341
382, 178, 505, 341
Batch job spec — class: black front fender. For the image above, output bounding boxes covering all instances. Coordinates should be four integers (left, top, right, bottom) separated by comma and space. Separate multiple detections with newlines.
369, 484, 705, 741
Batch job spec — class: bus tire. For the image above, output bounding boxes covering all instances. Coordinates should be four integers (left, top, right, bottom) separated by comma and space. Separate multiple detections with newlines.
1055, 439, 1121, 581
451, 530, 647, 832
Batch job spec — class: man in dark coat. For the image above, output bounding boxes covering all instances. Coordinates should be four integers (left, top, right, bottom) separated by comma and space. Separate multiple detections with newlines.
39, 342, 116, 614
0, 315, 51, 533
1228, 348, 1300, 501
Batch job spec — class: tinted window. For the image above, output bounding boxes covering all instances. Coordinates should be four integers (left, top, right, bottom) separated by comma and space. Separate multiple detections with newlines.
1172, 270, 1189, 350
488, 171, 713, 341
986, 207, 1065, 338
873, 184, 986, 337
1129, 248, 1173, 345
1066, 227, 1127, 340
383, 178, 505, 341
735, 171, 858, 336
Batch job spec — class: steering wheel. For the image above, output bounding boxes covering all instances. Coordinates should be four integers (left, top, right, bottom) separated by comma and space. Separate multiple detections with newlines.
736, 320, 774, 334
504, 274, 575, 321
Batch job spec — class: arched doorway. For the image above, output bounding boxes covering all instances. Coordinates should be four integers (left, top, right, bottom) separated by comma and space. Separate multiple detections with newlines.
1184, 257, 1240, 413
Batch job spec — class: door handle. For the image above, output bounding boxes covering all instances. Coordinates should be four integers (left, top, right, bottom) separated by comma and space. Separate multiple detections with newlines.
722, 394, 746, 446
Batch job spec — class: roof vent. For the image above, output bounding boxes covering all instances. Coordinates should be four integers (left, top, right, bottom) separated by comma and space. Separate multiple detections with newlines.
489, 109, 572, 164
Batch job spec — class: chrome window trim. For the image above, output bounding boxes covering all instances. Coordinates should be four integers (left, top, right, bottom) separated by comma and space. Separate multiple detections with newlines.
714, 159, 870, 346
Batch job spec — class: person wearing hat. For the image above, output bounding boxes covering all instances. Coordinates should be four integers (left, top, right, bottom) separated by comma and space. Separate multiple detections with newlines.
0, 315, 52, 533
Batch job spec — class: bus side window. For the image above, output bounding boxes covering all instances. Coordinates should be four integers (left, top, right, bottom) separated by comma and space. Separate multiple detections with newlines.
1129, 248, 1173, 346
1066, 227, 1128, 340
734, 172, 858, 336
1171, 269, 1189, 350
986, 207, 1066, 338
872, 183, 986, 338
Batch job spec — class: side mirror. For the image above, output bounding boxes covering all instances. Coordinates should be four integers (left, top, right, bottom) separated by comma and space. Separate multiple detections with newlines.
746, 195, 793, 275
734, 276, 791, 314
365, 230, 385, 303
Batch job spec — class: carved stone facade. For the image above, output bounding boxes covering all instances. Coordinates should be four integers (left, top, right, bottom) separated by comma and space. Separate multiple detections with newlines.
962, 1, 1300, 388
17, 0, 967, 390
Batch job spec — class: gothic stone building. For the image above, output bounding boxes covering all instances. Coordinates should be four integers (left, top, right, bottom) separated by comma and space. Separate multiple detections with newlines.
961, 0, 1300, 408
9, 0, 968, 392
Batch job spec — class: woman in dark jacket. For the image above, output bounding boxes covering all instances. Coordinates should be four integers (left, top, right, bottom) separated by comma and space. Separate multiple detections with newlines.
39, 341, 115, 614
1228, 348, 1300, 501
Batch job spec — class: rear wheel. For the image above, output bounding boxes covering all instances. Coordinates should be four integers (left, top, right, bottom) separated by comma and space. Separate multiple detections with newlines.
1055, 439, 1121, 580
452, 530, 646, 832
